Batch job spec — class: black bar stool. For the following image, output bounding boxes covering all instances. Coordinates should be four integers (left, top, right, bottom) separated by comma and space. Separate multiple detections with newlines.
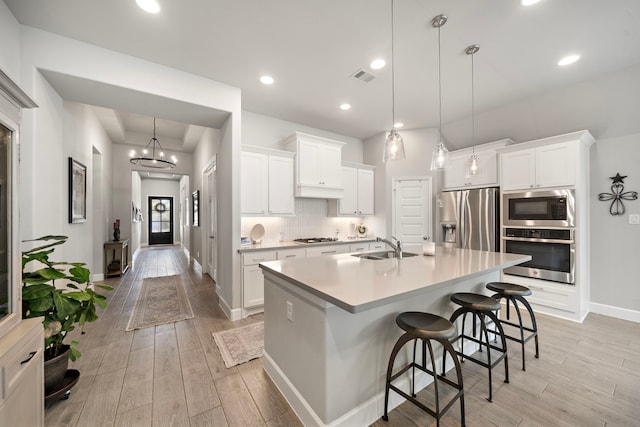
446, 292, 509, 402
382, 312, 465, 427
486, 281, 539, 371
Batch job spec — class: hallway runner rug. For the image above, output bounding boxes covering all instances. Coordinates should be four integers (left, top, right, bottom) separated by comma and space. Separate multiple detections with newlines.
126, 274, 195, 331
212, 321, 264, 368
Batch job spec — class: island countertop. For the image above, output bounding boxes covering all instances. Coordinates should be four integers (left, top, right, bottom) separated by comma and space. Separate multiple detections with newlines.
260, 247, 531, 313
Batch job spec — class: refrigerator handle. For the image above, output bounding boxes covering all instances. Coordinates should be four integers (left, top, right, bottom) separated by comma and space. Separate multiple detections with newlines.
460, 192, 467, 249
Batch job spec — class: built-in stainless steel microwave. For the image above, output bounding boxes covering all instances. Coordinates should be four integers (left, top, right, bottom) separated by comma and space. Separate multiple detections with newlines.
503, 189, 575, 227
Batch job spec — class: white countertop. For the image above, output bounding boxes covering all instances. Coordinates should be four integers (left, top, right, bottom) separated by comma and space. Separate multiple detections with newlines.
260, 247, 531, 313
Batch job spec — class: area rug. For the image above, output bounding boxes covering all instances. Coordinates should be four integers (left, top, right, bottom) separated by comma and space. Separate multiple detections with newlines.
125, 275, 195, 331
212, 321, 264, 368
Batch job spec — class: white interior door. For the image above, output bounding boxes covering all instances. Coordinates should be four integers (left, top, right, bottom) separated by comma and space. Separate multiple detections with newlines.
204, 158, 217, 281
392, 177, 432, 250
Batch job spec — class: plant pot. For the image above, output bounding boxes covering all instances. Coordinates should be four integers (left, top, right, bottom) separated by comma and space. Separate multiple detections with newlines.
44, 345, 70, 394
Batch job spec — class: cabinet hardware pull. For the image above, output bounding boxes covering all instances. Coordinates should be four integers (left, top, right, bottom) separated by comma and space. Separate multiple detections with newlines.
285, 255, 296, 258
254, 258, 265, 261
321, 251, 336, 254
21, 351, 37, 365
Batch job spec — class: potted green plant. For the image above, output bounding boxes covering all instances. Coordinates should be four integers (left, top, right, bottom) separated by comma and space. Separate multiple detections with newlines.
21, 235, 112, 394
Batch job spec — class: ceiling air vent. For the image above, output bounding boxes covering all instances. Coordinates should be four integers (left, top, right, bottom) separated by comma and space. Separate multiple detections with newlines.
351, 69, 376, 83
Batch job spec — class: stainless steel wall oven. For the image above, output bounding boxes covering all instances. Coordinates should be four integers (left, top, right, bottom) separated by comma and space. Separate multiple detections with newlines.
503, 189, 575, 227
502, 228, 575, 284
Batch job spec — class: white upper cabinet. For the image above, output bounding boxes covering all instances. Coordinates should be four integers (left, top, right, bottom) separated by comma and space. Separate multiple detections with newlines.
268, 155, 295, 214
329, 163, 375, 216
501, 141, 575, 191
241, 146, 295, 216
285, 132, 345, 198
442, 139, 513, 191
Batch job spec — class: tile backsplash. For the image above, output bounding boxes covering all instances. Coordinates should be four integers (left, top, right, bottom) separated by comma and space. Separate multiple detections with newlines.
241, 198, 377, 245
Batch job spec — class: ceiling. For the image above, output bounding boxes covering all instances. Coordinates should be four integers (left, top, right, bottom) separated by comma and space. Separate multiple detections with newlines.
6, 0, 640, 149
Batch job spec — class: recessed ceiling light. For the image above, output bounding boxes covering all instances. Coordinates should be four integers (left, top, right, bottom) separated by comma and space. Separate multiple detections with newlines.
370, 59, 386, 70
136, 0, 160, 14
394, 122, 404, 129
521, 0, 541, 6
260, 75, 274, 85
339, 103, 351, 110
558, 54, 580, 66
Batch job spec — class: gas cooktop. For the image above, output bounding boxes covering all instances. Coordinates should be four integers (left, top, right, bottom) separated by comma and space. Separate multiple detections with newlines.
293, 237, 339, 244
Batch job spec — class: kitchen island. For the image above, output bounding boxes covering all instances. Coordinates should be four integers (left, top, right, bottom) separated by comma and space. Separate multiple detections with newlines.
259, 247, 530, 427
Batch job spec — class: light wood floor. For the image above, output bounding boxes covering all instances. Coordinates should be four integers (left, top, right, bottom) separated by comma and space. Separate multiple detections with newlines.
45, 245, 301, 427
45, 245, 640, 427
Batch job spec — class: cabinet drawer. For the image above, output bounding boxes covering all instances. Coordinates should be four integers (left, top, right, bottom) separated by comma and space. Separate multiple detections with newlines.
242, 251, 277, 266
277, 248, 306, 260
1, 326, 42, 401
349, 243, 370, 252
305, 245, 350, 258
527, 283, 576, 312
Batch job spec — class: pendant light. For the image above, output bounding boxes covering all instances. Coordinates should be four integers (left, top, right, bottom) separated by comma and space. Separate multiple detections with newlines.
430, 14, 449, 171
129, 117, 178, 169
465, 44, 480, 178
383, 0, 406, 162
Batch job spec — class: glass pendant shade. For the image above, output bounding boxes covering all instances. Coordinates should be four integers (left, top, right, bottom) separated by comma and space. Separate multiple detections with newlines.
383, 129, 406, 162
466, 153, 480, 178
430, 141, 449, 171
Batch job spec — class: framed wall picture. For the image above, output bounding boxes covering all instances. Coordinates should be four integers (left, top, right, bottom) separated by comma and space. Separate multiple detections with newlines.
68, 157, 87, 223
192, 190, 199, 227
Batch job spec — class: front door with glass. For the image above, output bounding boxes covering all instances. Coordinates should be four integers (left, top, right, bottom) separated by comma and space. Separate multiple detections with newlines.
148, 196, 173, 245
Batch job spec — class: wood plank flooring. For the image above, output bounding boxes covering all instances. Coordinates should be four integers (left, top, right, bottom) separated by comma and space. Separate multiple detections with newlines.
45, 245, 640, 427
45, 245, 301, 427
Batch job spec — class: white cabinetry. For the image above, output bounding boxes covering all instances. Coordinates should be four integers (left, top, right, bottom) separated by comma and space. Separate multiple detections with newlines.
305, 244, 350, 258
500, 142, 575, 191
499, 130, 595, 322
242, 251, 277, 312
442, 139, 513, 190
329, 163, 375, 216
284, 132, 346, 198
241, 146, 295, 215
0, 318, 44, 427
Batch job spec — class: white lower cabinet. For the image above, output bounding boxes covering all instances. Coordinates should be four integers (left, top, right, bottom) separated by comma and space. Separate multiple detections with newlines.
0, 318, 44, 427
242, 251, 276, 310
277, 248, 307, 260
349, 242, 370, 252
501, 273, 576, 314
305, 245, 350, 258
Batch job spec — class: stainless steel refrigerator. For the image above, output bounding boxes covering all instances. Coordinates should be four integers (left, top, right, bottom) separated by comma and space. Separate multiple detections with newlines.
436, 187, 499, 252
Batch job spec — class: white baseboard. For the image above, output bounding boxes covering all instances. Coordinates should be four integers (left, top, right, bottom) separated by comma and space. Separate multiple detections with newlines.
262, 344, 469, 427
92, 273, 104, 282
217, 291, 242, 321
590, 302, 640, 323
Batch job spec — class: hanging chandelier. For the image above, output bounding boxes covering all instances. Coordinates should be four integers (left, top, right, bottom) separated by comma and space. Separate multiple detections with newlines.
430, 14, 450, 171
129, 117, 177, 169
382, 0, 406, 162
465, 44, 481, 177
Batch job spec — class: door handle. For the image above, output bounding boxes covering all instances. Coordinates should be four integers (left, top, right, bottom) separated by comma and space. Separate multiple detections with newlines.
21, 351, 37, 365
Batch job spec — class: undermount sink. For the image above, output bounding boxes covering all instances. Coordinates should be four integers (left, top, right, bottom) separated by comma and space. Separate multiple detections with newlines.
352, 251, 418, 260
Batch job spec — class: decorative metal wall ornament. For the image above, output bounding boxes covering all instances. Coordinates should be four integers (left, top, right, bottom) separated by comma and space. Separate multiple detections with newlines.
598, 173, 638, 215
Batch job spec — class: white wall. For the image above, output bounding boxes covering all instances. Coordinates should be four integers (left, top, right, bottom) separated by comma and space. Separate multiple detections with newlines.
63, 102, 113, 277
140, 179, 181, 245
590, 133, 640, 313
190, 127, 220, 267
0, 1, 20, 81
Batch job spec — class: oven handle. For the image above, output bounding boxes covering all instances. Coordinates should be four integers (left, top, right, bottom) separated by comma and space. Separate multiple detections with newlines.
502, 236, 575, 244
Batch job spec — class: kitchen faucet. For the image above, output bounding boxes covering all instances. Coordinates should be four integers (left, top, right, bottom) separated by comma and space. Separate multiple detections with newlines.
377, 236, 403, 259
